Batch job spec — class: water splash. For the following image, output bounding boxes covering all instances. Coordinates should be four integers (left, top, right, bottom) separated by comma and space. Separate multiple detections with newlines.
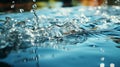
0, 6, 120, 55
0, 4, 120, 67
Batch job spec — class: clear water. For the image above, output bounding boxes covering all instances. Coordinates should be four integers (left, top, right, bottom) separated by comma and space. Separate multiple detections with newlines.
0, 6, 120, 67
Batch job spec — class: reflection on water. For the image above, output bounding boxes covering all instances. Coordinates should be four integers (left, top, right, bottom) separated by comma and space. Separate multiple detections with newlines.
0, 6, 120, 67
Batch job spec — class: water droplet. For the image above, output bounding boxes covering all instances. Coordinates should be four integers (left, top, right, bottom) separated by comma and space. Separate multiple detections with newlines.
100, 63, 105, 67
101, 57, 105, 61
11, 5, 15, 8
110, 63, 115, 67
19, 9, 24, 13
12, 1, 15, 3
32, 4, 37, 9
100, 48, 105, 52
33, 0, 36, 2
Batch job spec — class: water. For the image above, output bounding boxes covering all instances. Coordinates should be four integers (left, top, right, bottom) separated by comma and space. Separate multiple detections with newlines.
0, 5, 120, 67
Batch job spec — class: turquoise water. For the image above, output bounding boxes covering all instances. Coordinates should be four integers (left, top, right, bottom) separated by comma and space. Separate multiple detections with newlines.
0, 6, 120, 67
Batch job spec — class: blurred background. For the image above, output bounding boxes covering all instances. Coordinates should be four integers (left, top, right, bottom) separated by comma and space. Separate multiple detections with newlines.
0, 0, 120, 12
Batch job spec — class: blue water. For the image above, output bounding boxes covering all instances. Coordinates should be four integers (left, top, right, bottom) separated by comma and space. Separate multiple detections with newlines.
0, 6, 120, 67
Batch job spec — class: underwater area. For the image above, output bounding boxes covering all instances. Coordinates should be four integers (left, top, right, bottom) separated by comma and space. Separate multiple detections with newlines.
0, 1, 120, 67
